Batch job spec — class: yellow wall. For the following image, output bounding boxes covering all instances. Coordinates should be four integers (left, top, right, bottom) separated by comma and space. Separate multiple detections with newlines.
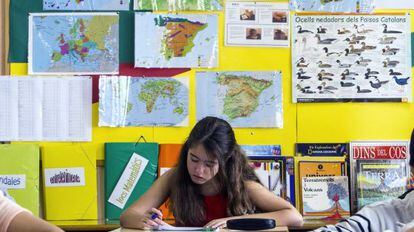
10, 9, 414, 160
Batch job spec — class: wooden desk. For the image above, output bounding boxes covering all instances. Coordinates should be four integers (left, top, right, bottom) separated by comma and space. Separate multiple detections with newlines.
49, 220, 120, 231
289, 219, 340, 232
110, 227, 288, 232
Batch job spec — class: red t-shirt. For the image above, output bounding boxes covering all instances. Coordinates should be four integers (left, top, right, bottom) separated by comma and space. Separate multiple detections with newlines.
203, 194, 228, 224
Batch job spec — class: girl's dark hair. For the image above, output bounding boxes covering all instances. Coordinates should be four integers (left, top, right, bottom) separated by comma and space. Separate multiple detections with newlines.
169, 117, 260, 226
410, 129, 414, 166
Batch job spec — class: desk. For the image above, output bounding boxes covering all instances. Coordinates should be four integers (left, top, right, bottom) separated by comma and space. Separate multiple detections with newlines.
289, 219, 340, 232
49, 220, 120, 231
110, 227, 288, 232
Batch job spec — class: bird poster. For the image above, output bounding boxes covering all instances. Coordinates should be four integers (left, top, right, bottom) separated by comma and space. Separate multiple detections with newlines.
292, 14, 412, 103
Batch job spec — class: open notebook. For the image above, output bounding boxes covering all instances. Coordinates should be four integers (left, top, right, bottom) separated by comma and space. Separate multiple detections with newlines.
156, 224, 218, 231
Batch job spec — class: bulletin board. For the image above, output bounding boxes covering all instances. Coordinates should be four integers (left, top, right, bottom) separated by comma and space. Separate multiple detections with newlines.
7, 0, 414, 161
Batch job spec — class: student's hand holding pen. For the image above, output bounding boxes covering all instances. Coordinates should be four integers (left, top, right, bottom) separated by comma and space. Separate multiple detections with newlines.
140, 208, 168, 229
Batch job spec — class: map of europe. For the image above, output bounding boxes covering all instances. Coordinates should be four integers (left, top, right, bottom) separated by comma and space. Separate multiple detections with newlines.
134, 13, 218, 68
99, 76, 189, 127
29, 13, 119, 75
196, 72, 283, 128
134, 0, 222, 11
43, 0, 129, 10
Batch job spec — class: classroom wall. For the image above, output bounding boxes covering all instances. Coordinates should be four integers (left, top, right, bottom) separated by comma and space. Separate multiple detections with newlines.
8, 8, 414, 161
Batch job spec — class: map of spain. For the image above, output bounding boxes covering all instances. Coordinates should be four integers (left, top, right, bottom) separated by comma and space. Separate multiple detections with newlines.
30, 13, 119, 75
196, 72, 283, 128
134, 13, 218, 68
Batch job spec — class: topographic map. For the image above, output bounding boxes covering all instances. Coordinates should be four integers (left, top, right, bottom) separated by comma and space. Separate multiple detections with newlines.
99, 76, 189, 127
196, 72, 283, 128
134, 13, 218, 68
134, 0, 222, 10
29, 13, 119, 74
43, 0, 129, 10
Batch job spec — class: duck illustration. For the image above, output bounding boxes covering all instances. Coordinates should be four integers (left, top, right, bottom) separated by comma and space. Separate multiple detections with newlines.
360, 42, 376, 50
317, 26, 327, 34
382, 49, 396, 55
378, 35, 397, 44
317, 86, 334, 94
297, 73, 312, 80
383, 58, 400, 67
364, 73, 377, 79
383, 46, 400, 55
358, 57, 372, 63
357, 86, 372, 93
344, 37, 359, 45
319, 82, 338, 90
341, 73, 355, 80
297, 25, 314, 34
389, 69, 402, 76
342, 69, 358, 76
366, 68, 379, 76
317, 61, 332, 68
350, 34, 366, 41
337, 28, 351, 34
336, 60, 352, 68
383, 24, 403, 34
349, 45, 364, 54
318, 69, 334, 77
355, 60, 369, 66
315, 34, 336, 44
318, 73, 333, 81
323, 47, 342, 56
344, 48, 361, 56
393, 76, 410, 85
340, 81, 355, 87
354, 24, 374, 34
369, 81, 384, 90
297, 68, 306, 75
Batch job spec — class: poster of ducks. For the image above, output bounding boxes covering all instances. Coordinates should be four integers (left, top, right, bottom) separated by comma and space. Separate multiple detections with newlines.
289, 0, 374, 13
292, 14, 412, 103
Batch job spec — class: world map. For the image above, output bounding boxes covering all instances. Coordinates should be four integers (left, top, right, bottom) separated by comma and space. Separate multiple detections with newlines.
134, 0, 222, 11
43, 0, 129, 10
99, 77, 189, 127
29, 13, 119, 74
196, 72, 283, 128
134, 13, 218, 68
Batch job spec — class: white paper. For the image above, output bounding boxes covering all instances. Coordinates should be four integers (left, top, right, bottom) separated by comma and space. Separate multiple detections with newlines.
225, 2, 289, 47
0, 76, 92, 141
156, 224, 210, 231
108, 152, 149, 209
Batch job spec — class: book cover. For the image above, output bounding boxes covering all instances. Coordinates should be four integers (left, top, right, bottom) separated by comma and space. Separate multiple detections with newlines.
42, 144, 98, 220
296, 143, 348, 157
105, 142, 159, 220
0, 144, 40, 216
296, 158, 346, 212
302, 176, 350, 219
241, 145, 281, 156
350, 141, 410, 212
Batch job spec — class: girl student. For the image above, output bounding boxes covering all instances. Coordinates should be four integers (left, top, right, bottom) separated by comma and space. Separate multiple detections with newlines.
120, 116, 303, 229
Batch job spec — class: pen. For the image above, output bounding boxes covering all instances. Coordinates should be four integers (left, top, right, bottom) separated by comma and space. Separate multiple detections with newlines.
151, 213, 159, 220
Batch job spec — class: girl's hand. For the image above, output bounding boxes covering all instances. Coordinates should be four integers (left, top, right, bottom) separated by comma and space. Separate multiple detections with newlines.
140, 208, 168, 229
204, 217, 229, 229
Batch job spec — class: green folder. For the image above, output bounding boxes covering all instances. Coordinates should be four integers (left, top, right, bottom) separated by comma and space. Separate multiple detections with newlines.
105, 142, 159, 220
0, 144, 39, 216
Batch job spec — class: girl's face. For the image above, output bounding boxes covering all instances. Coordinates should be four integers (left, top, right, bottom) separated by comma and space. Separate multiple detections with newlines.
186, 144, 219, 185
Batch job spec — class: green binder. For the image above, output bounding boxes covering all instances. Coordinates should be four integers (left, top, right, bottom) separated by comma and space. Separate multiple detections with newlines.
0, 144, 40, 216
105, 142, 159, 220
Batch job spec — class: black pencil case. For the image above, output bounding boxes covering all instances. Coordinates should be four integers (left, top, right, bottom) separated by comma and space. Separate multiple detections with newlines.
226, 218, 276, 230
